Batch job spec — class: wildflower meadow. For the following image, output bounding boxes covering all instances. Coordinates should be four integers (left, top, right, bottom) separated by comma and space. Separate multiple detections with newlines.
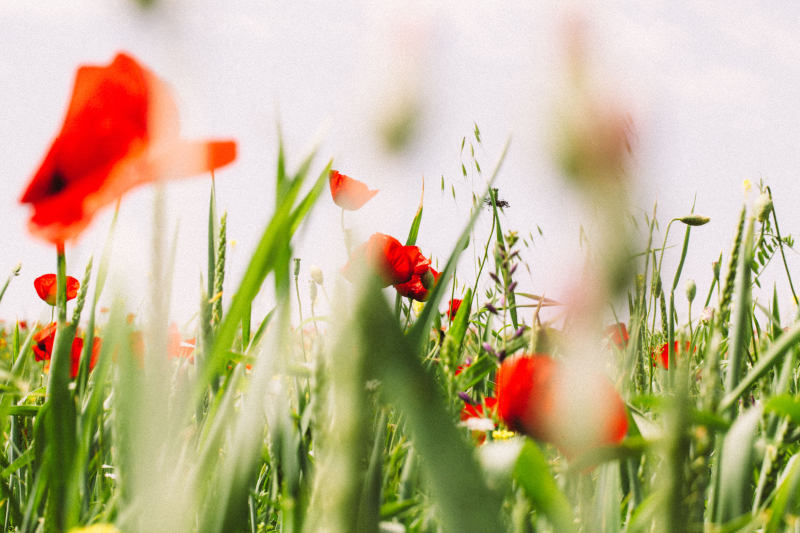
5, 17, 800, 533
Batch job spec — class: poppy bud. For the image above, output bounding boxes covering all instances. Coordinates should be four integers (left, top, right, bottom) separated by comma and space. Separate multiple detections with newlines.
309, 265, 324, 285
685, 279, 696, 303
421, 269, 435, 290
678, 215, 710, 227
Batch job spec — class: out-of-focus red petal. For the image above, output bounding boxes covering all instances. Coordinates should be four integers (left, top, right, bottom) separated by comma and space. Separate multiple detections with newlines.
20, 52, 237, 244
329, 170, 378, 210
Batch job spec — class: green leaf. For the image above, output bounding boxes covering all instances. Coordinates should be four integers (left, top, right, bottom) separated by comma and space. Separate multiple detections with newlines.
358, 277, 504, 532
716, 405, 762, 523
765, 454, 800, 533
765, 395, 800, 424
440, 288, 473, 372
514, 440, 576, 533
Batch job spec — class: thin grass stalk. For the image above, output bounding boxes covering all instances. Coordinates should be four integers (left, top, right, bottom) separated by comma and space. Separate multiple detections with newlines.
723, 213, 755, 419
44, 243, 79, 531
765, 186, 798, 306
718, 206, 747, 330
0, 263, 21, 306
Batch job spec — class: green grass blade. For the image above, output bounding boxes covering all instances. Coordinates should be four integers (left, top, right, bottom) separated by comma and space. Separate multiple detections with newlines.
514, 440, 576, 532
715, 405, 762, 524
357, 277, 504, 532
765, 454, 800, 533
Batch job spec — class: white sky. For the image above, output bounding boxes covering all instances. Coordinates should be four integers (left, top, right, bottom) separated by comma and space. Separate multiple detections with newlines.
3, 1, 800, 328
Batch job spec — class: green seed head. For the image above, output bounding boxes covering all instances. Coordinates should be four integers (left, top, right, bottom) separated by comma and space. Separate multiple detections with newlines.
679, 215, 710, 226
685, 279, 697, 303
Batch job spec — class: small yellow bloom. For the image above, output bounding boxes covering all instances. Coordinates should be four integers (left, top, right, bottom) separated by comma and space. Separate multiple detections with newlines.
412, 301, 425, 315
491, 429, 516, 441
742, 179, 752, 193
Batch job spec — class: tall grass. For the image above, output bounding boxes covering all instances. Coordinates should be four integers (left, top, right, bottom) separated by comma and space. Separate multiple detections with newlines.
3, 132, 800, 533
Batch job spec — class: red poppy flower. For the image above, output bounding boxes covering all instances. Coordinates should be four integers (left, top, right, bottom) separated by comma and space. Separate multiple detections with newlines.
33, 274, 80, 306
604, 323, 629, 349
343, 233, 415, 286
393, 247, 438, 302
496, 354, 627, 456
20, 52, 237, 244
460, 397, 498, 421
33, 323, 58, 362
394, 267, 439, 301
33, 323, 100, 378
447, 299, 463, 320
329, 170, 378, 210
651, 340, 693, 369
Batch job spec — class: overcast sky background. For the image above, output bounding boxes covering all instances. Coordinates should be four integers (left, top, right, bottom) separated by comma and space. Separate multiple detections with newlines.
3, 1, 800, 328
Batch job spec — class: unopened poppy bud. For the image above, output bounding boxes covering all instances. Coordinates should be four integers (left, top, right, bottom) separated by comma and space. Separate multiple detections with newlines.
421, 269, 435, 290
309, 265, 324, 285
678, 215, 710, 227
685, 279, 696, 303
754, 192, 773, 222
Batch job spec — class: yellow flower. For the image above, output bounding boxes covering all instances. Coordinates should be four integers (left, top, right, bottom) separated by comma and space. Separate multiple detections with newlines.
742, 179, 752, 193
412, 301, 425, 315
491, 429, 516, 441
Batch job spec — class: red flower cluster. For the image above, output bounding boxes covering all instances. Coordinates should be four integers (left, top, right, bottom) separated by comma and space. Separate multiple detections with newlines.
20, 52, 237, 244
34, 274, 80, 306
343, 233, 439, 301
33, 323, 100, 379
329, 170, 378, 210
496, 354, 628, 457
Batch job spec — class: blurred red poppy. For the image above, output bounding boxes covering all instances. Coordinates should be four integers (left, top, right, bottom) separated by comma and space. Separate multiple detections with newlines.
33, 323, 100, 378
651, 340, 693, 369
604, 323, 629, 349
168, 323, 195, 363
496, 354, 627, 456
460, 397, 497, 421
447, 299, 463, 320
34, 274, 80, 306
343, 233, 415, 286
329, 170, 378, 210
20, 52, 237, 244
